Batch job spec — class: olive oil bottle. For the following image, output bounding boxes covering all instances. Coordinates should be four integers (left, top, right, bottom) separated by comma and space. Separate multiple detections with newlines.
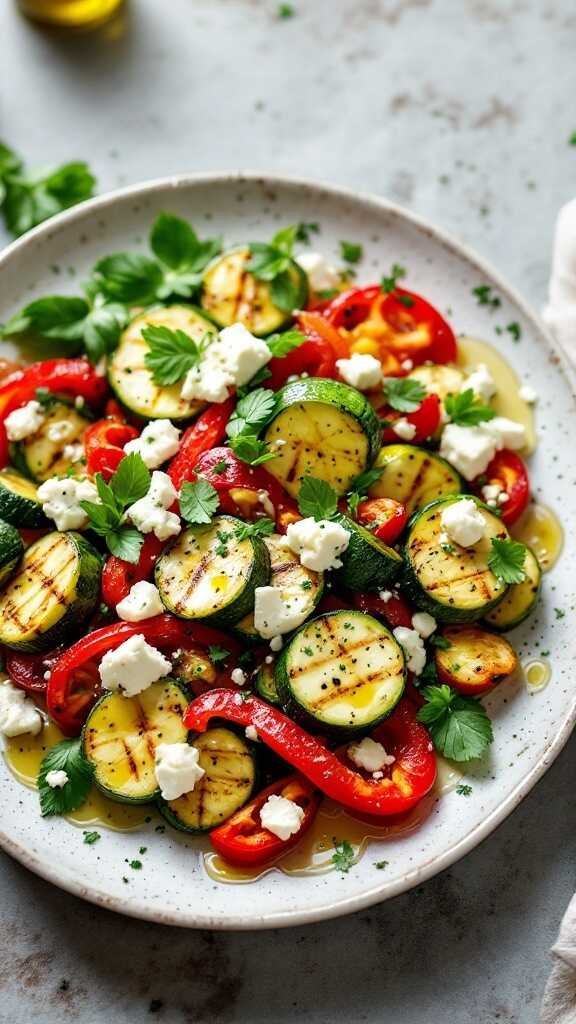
18, 0, 124, 30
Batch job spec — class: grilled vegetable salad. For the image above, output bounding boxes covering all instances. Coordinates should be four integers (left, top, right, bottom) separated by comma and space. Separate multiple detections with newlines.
0, 215, 543, 870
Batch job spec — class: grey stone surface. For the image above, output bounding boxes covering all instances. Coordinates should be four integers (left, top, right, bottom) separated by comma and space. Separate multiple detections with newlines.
0, 0, 575, 1021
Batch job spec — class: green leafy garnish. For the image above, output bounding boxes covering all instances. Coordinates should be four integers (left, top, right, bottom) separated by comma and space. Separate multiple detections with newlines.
374, 860, 389, 869
80, 453, 151, 562
83, 830, 101, 845
295, 221, 319, 243
472, 284, 500, 310
0, 140, 96, 237
234, 518, 275, 541
2, 291, 128, 364
381, 263, 406, 293
417, 684, 494, 762
340, 241, 363, 264
212, 459, 229, 475
554, 608, 565, 620
569, 132, 576, 146
331, 838, 355, 873
247, 225, 300, 312
265, 328, 306, 359
38, 738, 94, 817
456, 784, 473, 796
142, 324, 212, 386
278, 2, 295, 16
93, 252, 163, 306
505, 322, 522, 342
346, 466, 384, 518
208, 645, 231, 664
298, 476, 338, 521
129, 859, 143, 870
226, 388, 277, 439
487, 538, 527, 584
179, 479, 219, 525
382, 376, 426, 413
431, 635, 452, 650
228, 434, 277, 466
444, 388, 495, 426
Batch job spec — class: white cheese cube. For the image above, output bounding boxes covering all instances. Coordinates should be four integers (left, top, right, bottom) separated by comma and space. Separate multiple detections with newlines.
260, 794, 305, 841
0, 680, 43, 737
99, 635, 172, 697
37, 476, 99, 532
411, 612, 437, 638
5, 400, 45, 441
254, 586, 310, 639
126, 471, 181, 541
392, 418, 417, 441
124, 420, 181, 469
335, 353, 382, 391
116, 581, 164, 622
440, 498, 486, 547
392, 626, 426, 676
296, 251, 340, 292
46, 770, 69, 788
347, 737, 395, 773
285, 517, 350, 572
439, 423, 497, 480
154, 742, 204, 801
462, 364, 496, 402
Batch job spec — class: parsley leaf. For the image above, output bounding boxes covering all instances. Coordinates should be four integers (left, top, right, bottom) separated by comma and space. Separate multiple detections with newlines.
278, 2, 295, 16
150, 212, 222, 298
295, 221, 319, 243
417, 684, 494, 762
569, 131, 576, 146
382, 376, 426, 413
472, 284, 501, 310
0, 146, 96, 237
234, 518, 275, 541
106, 527, 145, 562
456, 784, 473, 796
505, 321, 522, 342
265, 328, 306, 359
110, 452, 151, 507
487, 538, 527, 584
381, 263, 406, 293
298, 476, 338, 520
38, 738, 94, 816
247, 226, 300, 313
431, 635, 452, 650
226, 388, 277, 439
180, 479, 219, 525
93, 252, 163, 305
80, 453, 150, 562
346, 466, 384, 517
142, 324, 212, 386
208, 644, 231, 664
228, 434, 277, 466
83, 830, 101, 844
331, 837, 355, 873
444, 388, 495, 426
340, 241, 363, 264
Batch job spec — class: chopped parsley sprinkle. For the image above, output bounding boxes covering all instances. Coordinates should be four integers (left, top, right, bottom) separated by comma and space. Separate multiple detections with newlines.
278, 3, 294, 16
83, 830, 101, 845
569, 132, 576, 146
456, 784, 473, 796
374, 860, 389, 869
472, 284, 501, 310
505, 321, 522, 342
129, 859, 143, 870
554, 608, 565, 619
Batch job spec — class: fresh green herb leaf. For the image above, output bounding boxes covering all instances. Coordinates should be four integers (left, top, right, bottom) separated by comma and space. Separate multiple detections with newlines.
396, 294, 415, 308
346, 466, 384, 518
93, 252, 163, 305
295, 221, 319, 243
298, 476, 338, 520
270, 271, 300, 313
83, 830, 101, 845
106, 528, 145, 562
487, 538, 527, 584
142, 324, 211, 386
417, 684, 494, 762
228, 434, 278, 466
2, 291, 127, 364
236, 366, 272, 398
278, 2, 294, 16
247, 227, 299, 312
382, 376, 426, 413
150, 212, 221, 274
569, 132, 576, 146
431, 635, 452, 650
300, 579, 312, 590
38, 738, 94, 816
419, 658, 438, 687
340, 241, 363, 264
315, 288, 338, 300
215, 530, 231, 557
331, 837, 355, 873
505, 321, 522, 342
226, 388, 277, 438
444, 388, 495, 426
129, 859, 142, 870
234, 518, 275, 541
208, 645, 231, 664
554, 608, 565, 620
265, 328, 306, 359
180, 479, 219, 525
212, 459, 229, 475
472, 284, 501, 310
0, 146, 96, 237
374, 860, 389, 869
456, 784, 473, 796
80, 454, 150, 562
381, 263, 406, 293
110, 452, 151, 508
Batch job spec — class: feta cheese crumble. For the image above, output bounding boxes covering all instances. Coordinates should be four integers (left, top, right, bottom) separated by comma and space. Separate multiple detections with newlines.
230, 668, 247, 686
296, 251, 340, 292
5, 400, 45, 441
46, 769, 69, 789
462, 364, 496, 402
181, 323, 271, 404
124, 419, 181, 469
378, 590, 392, 603
411, 612, 437, 639
47, 420, 74, 443
37, 476, 99, 532
347, 737, 395, 773
245, 725, 258, 742
116, 581, 164, 623
154, 742, 205, 801
335, 352, 382, 391
254, 586, 310, 639
0, 680, 43, 737
392, 418, 417, 441
439, 414, 525, 482
269, 634, 283, 652
393, 626, 426, 676
519, 384, 537, 404
483, 416, 526, 451
481, 482, 504, 507
63, 442, 85, 464
285, 517, 350, 572
99, 635, 171, 697
440, 498, 486, 547
260, 794, 305, 841
126, 471, 181, 541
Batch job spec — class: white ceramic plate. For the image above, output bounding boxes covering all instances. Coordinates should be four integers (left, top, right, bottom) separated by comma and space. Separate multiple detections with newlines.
0, 173, 574, 930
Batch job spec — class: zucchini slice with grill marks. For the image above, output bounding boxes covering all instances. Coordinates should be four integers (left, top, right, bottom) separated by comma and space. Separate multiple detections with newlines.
254, 660, 281, 706
276, 610, 405, 731
403, 496, 509, 623
82, 679, 189, 804
155, 514, 270, 627
0, 469, 46, 528
0, 520, 24, 585
0, 531, 101, 652
434, 625, 518, 694
201, 246, 308, 337
333, 513, 403, 592
234, 533, 323, 640
158, 727, 257, 832
109, 306, 216, 420
369, 444, 462, 515
263, 378, 381, 499
484, 545, 541, 631
10, 400, 90, 483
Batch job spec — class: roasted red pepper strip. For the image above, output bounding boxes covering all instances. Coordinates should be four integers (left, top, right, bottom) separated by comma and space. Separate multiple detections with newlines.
210, 775, 320, 866
101, 534, 166, 607
475, 449, 530, 526
6, 647, 63, 695
167, 399, 235, 490
356, 497, 408, 544
47, 615, 240, 736
378, 289, 457, 365
84, 416, 140, 480
190, 447, 295, 524
352, 590, 414, 630
322, 286, 381, 331
184, 692, 436, 816
380, 392, 441, 444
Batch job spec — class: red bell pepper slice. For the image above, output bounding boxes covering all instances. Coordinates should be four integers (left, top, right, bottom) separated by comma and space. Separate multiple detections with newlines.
84, 416, 140, 480
46, 615, 240, 736
184, 692, 436, 817
190, 447, 296, 524
209, 775, 320, 866
380, 392, 441, 444
475, 450, 530, 526
356, 497, 408, 544
352, 591, 414, 630
167, 399, 235, 490
6, 647, 63, 695
322, 286, 382, 331
101, 534, 166, 607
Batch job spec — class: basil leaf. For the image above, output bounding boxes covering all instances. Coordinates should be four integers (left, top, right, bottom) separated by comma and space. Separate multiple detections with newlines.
93, 253, 163, 305
298, 476, 338, 520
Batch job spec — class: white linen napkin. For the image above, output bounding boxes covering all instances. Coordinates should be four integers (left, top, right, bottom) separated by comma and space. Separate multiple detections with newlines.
540, 199, 576, 1023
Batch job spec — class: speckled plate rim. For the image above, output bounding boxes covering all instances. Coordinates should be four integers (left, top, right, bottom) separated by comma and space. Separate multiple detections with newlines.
0, 171, 574, 931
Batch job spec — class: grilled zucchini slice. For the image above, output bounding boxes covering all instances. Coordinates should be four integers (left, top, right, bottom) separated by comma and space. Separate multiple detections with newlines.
0, 470, 46, 528
254, 660, 281, 706
155, 514, 270, 627
0, 520, 23, 585
201, 246, 308, 336
82, 679, 189, 804
403, 496, 509, 623
484, 546, 541, 631
333, 513, 402, 591
234, 533, 323, 640
109, 306, 216, 420
263, 378, 381, 499
369, 444, 462, 515
10, 400, 90, 483
0, 531, 101, 652
276, 610, 405, 731
159, 727, 257, 832
434, 626, 518, 694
